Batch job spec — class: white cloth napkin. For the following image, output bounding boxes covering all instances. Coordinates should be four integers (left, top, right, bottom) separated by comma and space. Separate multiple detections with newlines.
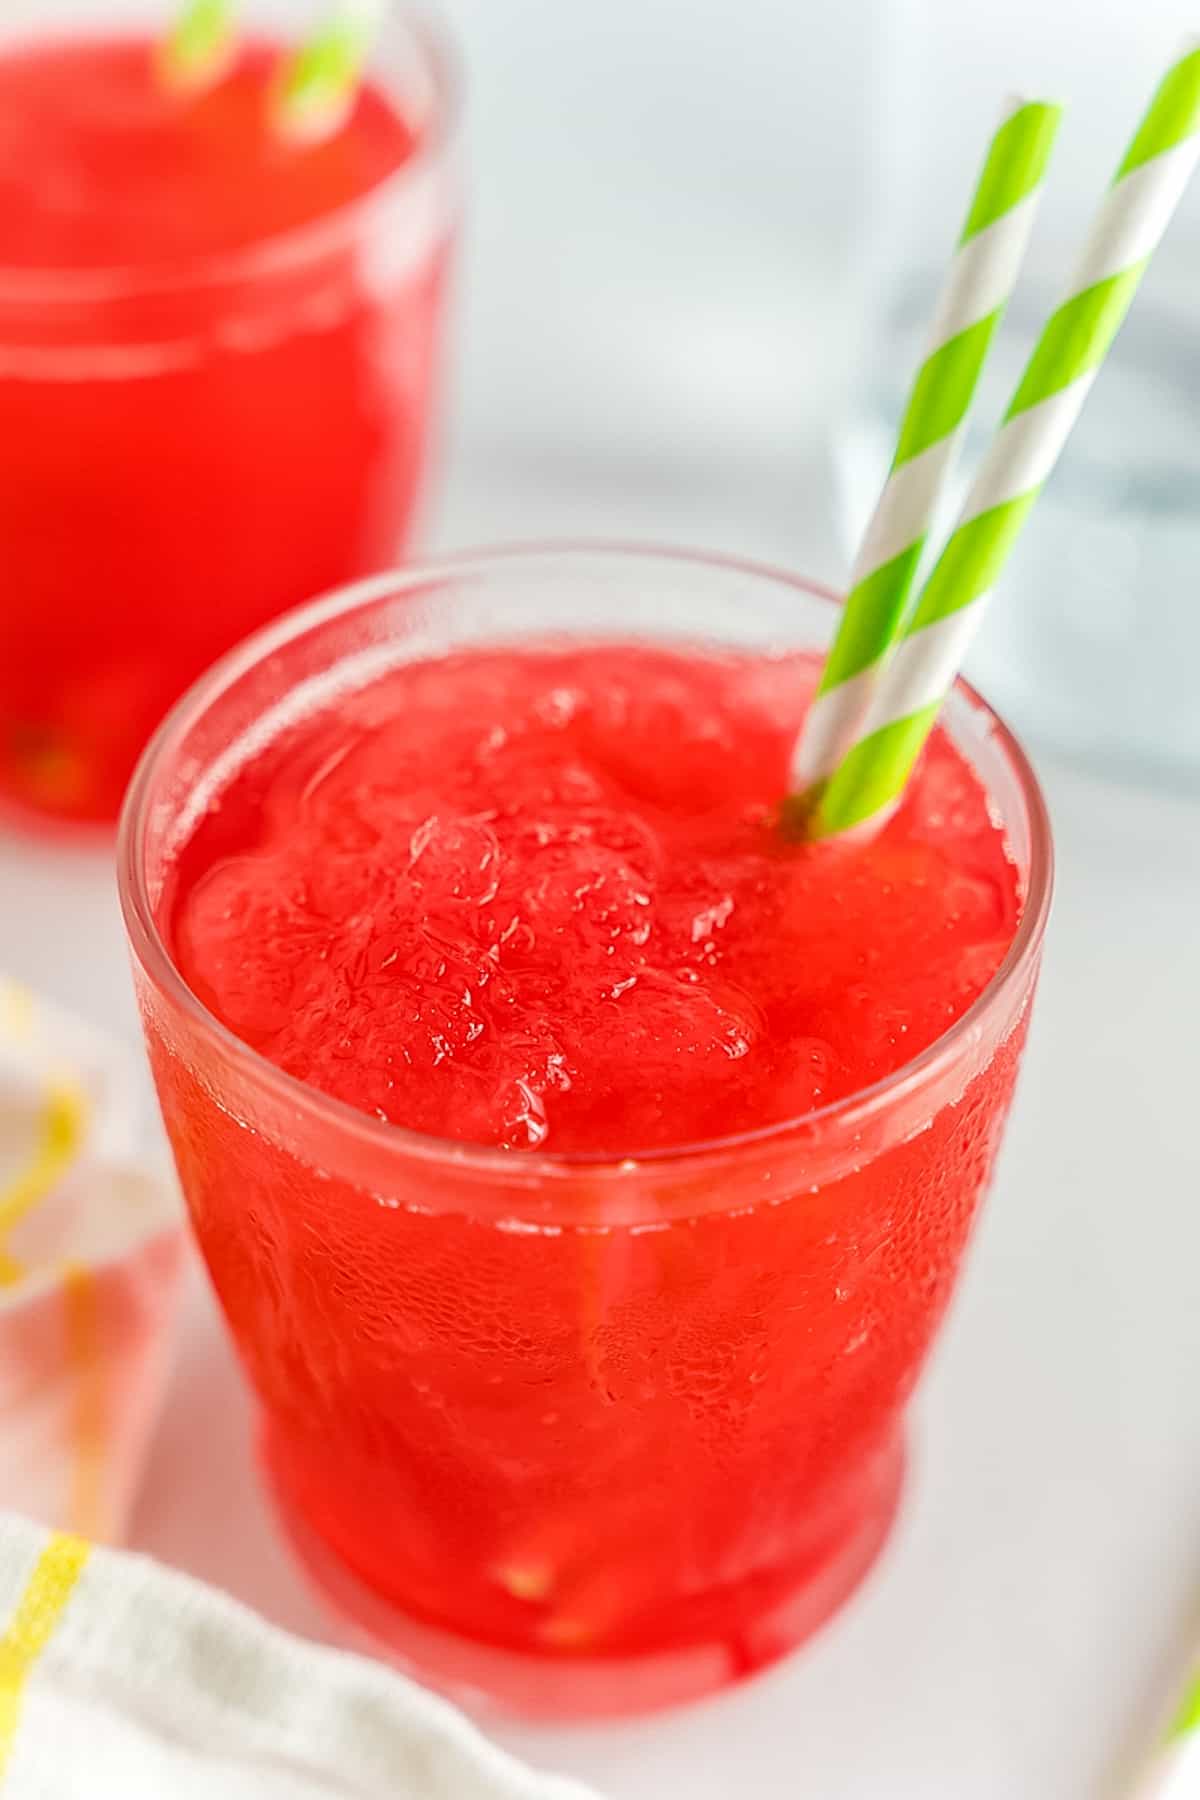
0, 1513, 601, 1799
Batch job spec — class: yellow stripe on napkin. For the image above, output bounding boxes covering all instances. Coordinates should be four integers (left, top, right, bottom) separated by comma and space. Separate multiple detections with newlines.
0, 1079, 88, 1288
0, 1534, 89, 1780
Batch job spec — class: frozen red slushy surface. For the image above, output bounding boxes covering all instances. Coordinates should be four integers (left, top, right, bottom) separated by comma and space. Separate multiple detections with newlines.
169, 642, 1021, 1152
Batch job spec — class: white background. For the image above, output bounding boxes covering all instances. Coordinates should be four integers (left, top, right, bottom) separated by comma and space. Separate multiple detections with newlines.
5, 2, 1200, 1796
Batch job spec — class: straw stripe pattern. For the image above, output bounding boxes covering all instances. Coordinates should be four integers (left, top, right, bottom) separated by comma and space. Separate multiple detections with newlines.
1168, 1671, 1200, 1743
791, 99, 1061, 791
1136, 1667, 1200, 1795
808, 42, 1200, 837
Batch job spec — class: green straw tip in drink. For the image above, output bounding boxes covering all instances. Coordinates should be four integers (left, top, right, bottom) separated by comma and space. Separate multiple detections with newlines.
157, 0, 238, 94
271, 3, 385, 145
159, 2, 387, 140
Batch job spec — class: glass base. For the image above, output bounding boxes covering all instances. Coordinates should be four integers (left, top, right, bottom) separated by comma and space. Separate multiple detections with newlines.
264, 1434, 905, 1720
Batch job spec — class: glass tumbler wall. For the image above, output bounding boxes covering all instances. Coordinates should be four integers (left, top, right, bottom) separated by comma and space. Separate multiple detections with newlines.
0, 1, 457, 829
119, 549, 1052, 1717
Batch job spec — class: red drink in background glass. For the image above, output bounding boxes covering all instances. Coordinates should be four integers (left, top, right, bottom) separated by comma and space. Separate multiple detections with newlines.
120, 549, 1052, 1717
0, 10, 456, 829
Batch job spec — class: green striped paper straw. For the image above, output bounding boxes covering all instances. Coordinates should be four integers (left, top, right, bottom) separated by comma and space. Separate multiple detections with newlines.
159, 0, 237, 91
274, 1, 387, 144
1136, 1664, 1200, 1795
806, 41, 1200, 839
790, 97, 1062, 795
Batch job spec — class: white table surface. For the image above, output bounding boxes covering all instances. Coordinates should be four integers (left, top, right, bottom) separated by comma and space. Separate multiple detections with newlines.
3, 472, 1200, 1800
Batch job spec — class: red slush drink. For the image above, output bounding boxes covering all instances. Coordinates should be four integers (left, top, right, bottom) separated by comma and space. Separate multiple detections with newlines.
121, 550, 1052, 1716
0, 17, 454, 828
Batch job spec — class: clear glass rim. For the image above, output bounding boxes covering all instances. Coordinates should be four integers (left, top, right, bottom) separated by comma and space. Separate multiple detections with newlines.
0, 3, 460, 305
117, 542, 1055, 1175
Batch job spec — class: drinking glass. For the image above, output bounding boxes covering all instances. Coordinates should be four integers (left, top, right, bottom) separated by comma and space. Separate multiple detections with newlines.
119, 546, 1052, 1717
0, 0, 458, 829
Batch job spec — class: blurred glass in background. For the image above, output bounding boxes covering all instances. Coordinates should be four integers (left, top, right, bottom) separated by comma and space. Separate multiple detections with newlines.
0, 0, 454, 829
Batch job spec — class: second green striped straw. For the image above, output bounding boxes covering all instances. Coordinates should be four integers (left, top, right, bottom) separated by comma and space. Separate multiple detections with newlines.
803, 40, 1200, 839
273, 1, 388, 143
790, 96, 1061, 796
